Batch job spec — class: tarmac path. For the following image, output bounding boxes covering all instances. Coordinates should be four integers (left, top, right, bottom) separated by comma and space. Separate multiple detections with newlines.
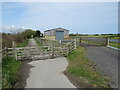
25, 39, 76, 88
83, 46, 119, 88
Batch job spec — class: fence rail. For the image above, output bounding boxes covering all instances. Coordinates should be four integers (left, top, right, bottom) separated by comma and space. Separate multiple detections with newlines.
1, 39, 77, 60
38, 39, 77, 58
81, 37, 108, 46
1, 46, 36, 60
70, 37, 109, 46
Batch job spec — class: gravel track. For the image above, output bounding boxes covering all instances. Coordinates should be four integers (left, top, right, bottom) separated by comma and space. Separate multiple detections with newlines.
83, 46, 118, 88
25, 39, 76, 88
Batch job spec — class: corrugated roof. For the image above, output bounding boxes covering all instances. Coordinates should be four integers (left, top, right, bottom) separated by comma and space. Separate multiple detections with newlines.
44, 27, 69, 32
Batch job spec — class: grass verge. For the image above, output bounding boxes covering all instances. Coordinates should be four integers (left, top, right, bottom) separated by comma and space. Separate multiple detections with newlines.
66, 46, 111, 88
2, 57, 21, 88
109, 42, 120, 49
35, 39, 42, 46
17, 39, 29, 47
2, 39, 29, 88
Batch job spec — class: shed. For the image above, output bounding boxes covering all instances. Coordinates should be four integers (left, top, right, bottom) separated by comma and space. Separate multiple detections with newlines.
44, 27, 69, 40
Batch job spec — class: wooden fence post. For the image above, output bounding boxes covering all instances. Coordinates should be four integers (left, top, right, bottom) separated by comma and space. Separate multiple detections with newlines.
79, 37, 82, 45
108, 38, 109, 46
67, 44, 69, 56
76, 38, 78, 46
12, 41, 17, 60
74, 39, 77, 49
4, 47, 8, 57
106, 37, 109, 46
105, 37, 109, 46
51, 44, 54, 58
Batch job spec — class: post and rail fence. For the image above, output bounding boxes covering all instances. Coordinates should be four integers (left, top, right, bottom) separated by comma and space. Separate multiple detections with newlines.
1, 41, 24, 60
1, 39, 77, 60
70, 37, 110, 46
1, 41, 36, 60
40, 39, 77, 58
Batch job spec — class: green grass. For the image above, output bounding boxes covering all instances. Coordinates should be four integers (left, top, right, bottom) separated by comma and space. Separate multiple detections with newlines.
2, 57, 21, 88
17, 39, 29, 47
2, 39, 29, 88
110, 37, 120, 39
81, 40, 105, 46
109, 42, 120, 49
66, 46, 110, 88
35, 39, 42, 46
70, 35, 120, 38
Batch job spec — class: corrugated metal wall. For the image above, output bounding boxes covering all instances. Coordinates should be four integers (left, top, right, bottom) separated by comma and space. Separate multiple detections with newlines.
44, 30, 69, 36
56, 31, 64, 40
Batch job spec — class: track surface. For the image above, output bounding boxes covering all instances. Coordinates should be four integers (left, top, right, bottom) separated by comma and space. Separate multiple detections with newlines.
25, 39, 76, 88
25, 57, 76, 88
83, 45, 118, 88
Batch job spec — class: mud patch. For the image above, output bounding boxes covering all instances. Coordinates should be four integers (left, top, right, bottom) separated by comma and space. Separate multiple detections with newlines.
64, 71, 93, 88
14, 60, 34, 88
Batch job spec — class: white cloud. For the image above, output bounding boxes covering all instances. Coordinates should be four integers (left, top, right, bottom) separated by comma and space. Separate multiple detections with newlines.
2, 25, 27, 33
2, 2, 118, 33
20, 2, 118, 25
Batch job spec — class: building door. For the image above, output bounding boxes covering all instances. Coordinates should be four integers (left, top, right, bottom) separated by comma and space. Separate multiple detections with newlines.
56, 31, 64, 40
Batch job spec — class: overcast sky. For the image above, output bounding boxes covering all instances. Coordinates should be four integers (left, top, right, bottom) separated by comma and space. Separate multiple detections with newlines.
2, 2, 118, 34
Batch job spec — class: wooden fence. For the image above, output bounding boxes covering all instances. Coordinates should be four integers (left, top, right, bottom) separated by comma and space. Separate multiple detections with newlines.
1, 47, 36, 60
39, 39, 77, 58
1, 39, 77, 60
80, 37, 109, 46
71, 37, 109, 46
1, 41, 36, 60
2, 47, 22, 60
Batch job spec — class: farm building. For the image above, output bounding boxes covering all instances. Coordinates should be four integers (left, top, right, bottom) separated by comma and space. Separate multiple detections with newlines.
44, 28, 69, 40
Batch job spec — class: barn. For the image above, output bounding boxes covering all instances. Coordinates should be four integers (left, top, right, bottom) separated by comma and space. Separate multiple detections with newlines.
44, 27, 69, 40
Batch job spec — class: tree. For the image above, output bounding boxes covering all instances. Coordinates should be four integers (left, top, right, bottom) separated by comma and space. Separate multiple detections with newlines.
22, 29, 36, 38
36, 30, 41, 37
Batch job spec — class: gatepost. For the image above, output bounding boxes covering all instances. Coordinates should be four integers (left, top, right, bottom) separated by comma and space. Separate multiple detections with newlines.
12, 41, 17, 60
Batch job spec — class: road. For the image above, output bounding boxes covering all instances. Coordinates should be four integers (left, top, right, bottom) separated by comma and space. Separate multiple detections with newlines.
25, 39, 76, 88
84, 46, 118, 88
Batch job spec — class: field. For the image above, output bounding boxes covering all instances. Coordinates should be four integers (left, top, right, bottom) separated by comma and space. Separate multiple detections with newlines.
70, 34, 120, 39
70, 35, 120, 49
109, 41, 120, 49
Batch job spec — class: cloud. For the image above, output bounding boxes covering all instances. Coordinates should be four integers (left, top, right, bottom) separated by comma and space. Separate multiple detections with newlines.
2, 25, 27, 33
19, 2, 118, 26
2, 2, 118, 34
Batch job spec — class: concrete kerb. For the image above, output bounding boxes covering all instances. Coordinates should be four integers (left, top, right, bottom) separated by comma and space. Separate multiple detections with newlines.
107, 45, 120, 51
